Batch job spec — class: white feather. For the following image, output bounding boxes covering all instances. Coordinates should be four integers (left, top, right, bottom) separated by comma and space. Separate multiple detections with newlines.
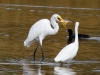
54, 22, 79, 63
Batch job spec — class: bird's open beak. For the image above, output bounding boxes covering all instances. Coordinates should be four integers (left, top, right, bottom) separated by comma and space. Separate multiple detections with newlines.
58, 16, 71, 28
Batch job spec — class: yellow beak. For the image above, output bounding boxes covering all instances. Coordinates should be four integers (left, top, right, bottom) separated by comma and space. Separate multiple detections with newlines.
58, 16, 71, 28
60, 19, 69, 28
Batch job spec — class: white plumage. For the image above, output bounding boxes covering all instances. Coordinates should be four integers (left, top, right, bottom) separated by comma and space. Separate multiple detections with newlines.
24, 19, 51, 47
54, 22, 79, 63
24, 14, 69, 61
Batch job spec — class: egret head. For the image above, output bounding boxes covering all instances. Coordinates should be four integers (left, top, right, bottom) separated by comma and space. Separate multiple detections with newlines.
54, 14, 71, 28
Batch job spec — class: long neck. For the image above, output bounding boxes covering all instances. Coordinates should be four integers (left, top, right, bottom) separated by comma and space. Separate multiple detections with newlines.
49, 17, 59, 35
75, 26, 78, 44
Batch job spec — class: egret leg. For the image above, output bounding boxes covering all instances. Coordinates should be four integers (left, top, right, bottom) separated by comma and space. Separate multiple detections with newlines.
67, 61, 70, 68
60, 61, 63, 66
33, 43, 39, 61
40, 45, 44, 61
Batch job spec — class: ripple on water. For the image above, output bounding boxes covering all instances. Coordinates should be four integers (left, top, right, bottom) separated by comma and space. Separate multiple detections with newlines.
0, 58, 100, 66
92, 70, 100, 73
0, 4, 100, 17
0, 59, 100, 75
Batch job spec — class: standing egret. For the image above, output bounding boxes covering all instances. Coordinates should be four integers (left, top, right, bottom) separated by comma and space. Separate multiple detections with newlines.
54, 22, 79, 65
24, 14, 70, 61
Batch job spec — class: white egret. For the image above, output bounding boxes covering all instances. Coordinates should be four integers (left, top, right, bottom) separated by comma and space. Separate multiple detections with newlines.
24, 14, 70, 61
54, 22, 79, 65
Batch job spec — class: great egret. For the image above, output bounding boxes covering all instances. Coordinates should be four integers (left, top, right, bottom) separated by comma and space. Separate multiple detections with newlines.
54, 22, 79, 65
24, 14, 70, 61
67, 29, 90, 39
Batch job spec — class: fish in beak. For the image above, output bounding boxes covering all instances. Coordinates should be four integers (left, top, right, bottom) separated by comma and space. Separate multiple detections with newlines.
57, 16, 71, 28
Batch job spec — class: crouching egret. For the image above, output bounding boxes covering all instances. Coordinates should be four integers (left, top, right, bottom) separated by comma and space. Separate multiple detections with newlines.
24, 14, 70, 61
67, 29, 90, 39
54, 22, 79, 65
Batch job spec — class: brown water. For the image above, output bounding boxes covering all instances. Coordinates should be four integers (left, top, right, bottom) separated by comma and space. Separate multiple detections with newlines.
0, 0, 100, 75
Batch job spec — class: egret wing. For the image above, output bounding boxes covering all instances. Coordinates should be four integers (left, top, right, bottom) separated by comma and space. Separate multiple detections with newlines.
24, 19, 50, 47
55, 43, 78, 62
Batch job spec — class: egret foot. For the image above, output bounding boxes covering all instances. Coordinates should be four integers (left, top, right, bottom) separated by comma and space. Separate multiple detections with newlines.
41, 57, 44, 62
60, 61, 63, 66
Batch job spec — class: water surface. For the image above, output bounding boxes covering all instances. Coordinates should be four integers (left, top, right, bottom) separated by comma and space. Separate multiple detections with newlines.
0, 0, 100, 75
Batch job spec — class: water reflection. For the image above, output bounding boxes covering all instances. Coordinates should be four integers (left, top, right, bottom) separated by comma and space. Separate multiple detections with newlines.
54, 67, 76, 75
22, 61, 44, 75
84, 37, 100, 42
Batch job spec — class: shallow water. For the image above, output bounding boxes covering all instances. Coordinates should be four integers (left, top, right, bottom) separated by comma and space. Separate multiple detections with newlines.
0, 0, 100, 75
0, 59, 100, 75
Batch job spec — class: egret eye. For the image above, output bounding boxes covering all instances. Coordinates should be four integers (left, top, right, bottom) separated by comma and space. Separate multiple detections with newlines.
57, 17, 60, 21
